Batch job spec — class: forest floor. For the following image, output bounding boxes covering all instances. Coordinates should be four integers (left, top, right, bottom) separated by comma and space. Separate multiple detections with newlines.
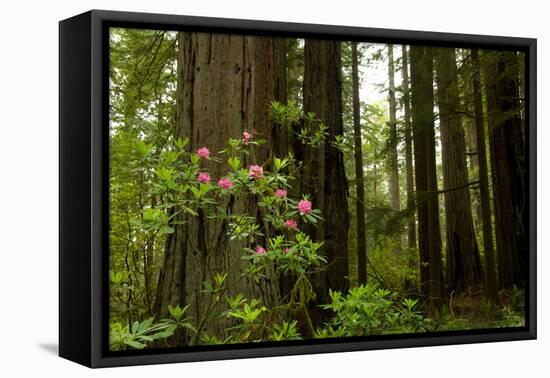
436, 289, 525, 331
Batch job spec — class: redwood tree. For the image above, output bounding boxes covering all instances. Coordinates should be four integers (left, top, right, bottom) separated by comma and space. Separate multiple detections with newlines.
484, 50, 527, 289
410, 46, 444, 308
435, 47, 483, 295
387, 45, 401, 256
303, 39, 350, 298
351, 42, 367, 285
401, 45, 417, 286
155, 33, 283, 331
471, 49, 498, 303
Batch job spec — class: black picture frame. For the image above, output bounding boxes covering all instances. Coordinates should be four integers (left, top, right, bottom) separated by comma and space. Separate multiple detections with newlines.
59, 9, 537, 368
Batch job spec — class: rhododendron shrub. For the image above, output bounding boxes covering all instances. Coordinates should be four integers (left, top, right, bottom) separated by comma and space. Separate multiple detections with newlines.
131, 125, 326, 345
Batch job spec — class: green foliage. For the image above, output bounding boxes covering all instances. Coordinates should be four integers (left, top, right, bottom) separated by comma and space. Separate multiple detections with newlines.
109, 29, 177, 125
199, 297, 303, 345
110, 304, 195, 350
109, 28, 179, 326
479, 298, 496, 319
164, 304, 196, 334
437, 295, 525, 332
499, 307, 524, 327
367, 240, 417, 291
317, 283, 431, 337
270, 100, 344, 148
202, 273, 228, 296
223, 297, 267, 343
506, 285, 525, 312
271, 320, 302, 341
109, 270, 128, 286
270, 100, 302, 129
243, 232, 326, 278
139, 207, 173, 235
332, 134, 351, 154
110, 318, 176, 350
438, 306, 524, 331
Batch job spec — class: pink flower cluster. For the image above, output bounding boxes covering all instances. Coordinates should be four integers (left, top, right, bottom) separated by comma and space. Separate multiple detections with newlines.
197, 172, 211, 184
275, 189, 287, 198
197, 146, 210, 159
255, 246, 267, 255
217, 177, 233, 190
249, 165, 263, 179
242, 129, 258, 145
285, 219, 298, 229
242, 131, 252, 145
297, 199, 313, 215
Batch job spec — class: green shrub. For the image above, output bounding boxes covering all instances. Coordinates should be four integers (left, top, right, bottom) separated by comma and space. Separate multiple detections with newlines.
317, 283, 431, 337
110, 318, 176, 350
109, 304, 194, 350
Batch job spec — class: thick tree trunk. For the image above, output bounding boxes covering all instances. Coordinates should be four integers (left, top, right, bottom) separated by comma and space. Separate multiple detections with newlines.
484, 51, 527, 289
471, 49, 498, 303
410, 46, 444, 309
401, 45, 417, 288
155, 33, 281, 335
351, 42, 367, 285
303, 39, 350, 299
301, 42, 326, 245
435, 48, 483, 295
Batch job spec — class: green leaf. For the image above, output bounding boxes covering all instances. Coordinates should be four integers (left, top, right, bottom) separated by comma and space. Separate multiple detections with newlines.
137, 318, 154, 333
305, 214, 317, 223
136, 140, 152, 157
124, 340, 146, 349
228, 156, 241, 170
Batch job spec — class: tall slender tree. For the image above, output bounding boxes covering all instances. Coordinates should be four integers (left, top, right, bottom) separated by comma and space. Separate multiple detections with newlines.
435, 48, 483, 294
464, 110, 483, 231
351, 42, 367, 285
410, 46, 444, 308
272, 37, 289, 157
401, 45, 417, 287
387, 45, 401, 243
484, 51, 527, 289
471, 49, 498, 303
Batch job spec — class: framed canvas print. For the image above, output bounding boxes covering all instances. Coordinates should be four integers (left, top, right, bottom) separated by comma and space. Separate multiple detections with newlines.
59, 10, 537, 368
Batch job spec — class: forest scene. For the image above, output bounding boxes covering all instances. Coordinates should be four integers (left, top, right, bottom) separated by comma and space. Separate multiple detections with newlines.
108, 27, 527, 351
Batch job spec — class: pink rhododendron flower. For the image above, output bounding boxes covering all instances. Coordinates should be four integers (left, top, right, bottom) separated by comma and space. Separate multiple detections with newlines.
217, 178, 233, 190
197, 172, 211, 184
249, 165, 263, 179
297, 199, 313, 215
242, 131, 252, 145
255, 246, 267, 255
285, 219, 298, 229
197, 146, 210, 159
275, 189, 287, 198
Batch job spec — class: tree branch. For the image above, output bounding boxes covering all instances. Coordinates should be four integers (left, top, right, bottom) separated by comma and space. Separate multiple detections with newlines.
437, 180, 480, 194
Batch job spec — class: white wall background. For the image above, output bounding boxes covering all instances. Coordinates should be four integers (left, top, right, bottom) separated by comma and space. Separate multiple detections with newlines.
0, 0, 546, 376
